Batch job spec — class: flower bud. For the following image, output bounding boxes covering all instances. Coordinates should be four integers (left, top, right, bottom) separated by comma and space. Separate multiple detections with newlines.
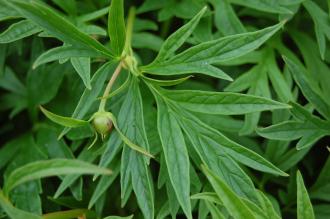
122, 55, 139, 76
92, 112, 113, 136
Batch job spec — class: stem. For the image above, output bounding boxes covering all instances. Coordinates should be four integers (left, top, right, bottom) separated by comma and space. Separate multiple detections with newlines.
98, 62, 123, 112
98, 7, 136, 112
122, 7, 136, 56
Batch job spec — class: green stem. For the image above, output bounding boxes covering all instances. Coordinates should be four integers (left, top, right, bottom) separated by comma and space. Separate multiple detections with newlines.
98, 7, 136, 112
98, 62, 123, 112
122, 7, 136, 57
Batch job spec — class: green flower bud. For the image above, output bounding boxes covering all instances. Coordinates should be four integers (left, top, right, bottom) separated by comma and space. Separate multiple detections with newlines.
92, 112, 113, 136
122, 54, 139, 76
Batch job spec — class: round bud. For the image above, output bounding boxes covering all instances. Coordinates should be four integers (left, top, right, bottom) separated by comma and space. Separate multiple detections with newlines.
92, 112, 113, 136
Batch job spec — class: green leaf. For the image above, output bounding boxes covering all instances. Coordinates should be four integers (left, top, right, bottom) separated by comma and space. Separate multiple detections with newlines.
120, 146, 132, 204
0, 67, 26, 95
154, 95, 192, 219
229, 0, 292, 14
311, 156, 330, 201
266, 51, 293, 102
276, 147, 311, 172
43, 209, 96, 219
0, 139, 21, 170
313, 204, 330, 219
117, 78, 154, 218
296, 132, 326, 150
303, 0, 330, 59
71, 57, 91, 89
224, 50, 274, 135
88, 160, 120, 209
165, 181, 180, 218
132, 32, 164, 51
192, 15, 213, 43
204, 201, 226, 219
27, 62, 66, 109
106, 112, 154, 158
136, 0, 167, 14
54, 147, 100, 198
133, 18, 158, 32
0, 20, 41, 44
4, 159, 112, 195
256, 191, 281, 219
33, 45, 102, 69
108, 0, 126, 56
257, 102, 330, 149
40, 106, 89, 128
289, 30, 330, 99
153, 6, 207, 63
283, 56, 330, 119
98, 131, 123, 173
201, 165, 256, 219
179, 108, 287, 176
258, 121, 321, 141
78, 6, 109, 22
51, 0, 77, 15
0, 1, 20, 21
130, 150, 154, 219
297, 171, 315, 219
212, 0, 246, 36
0, 134, 45, 214
241, 198, 269, 219
163, 89, 290, 115
142, 75, 192, 87
143, 22, 284, 73
143, 62, 233, 81
79, 24, 107, 36
174, 109, 259, 202
191, 192, 222, 205
0, 189, 42, 219
9, 0, 112, 58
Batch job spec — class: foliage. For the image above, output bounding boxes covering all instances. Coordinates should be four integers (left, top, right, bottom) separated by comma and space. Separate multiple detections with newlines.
0, 0, 329, 218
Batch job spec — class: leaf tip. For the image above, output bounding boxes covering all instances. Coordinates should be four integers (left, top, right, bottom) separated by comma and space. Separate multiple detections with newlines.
227, 76, 234, 82
57, 130, 66, 140
39, 105, 47, 114
53, 192, 60, 199
280, 171, 290, 177
87, 203, 93, 210
201, 5, 208, 12
92, 175, 99, 181
281, 55, 289, 63
296, 169, 302, 178
281, 19, 288, 25
284, 103, 292, 109
146, 152, 155, 159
